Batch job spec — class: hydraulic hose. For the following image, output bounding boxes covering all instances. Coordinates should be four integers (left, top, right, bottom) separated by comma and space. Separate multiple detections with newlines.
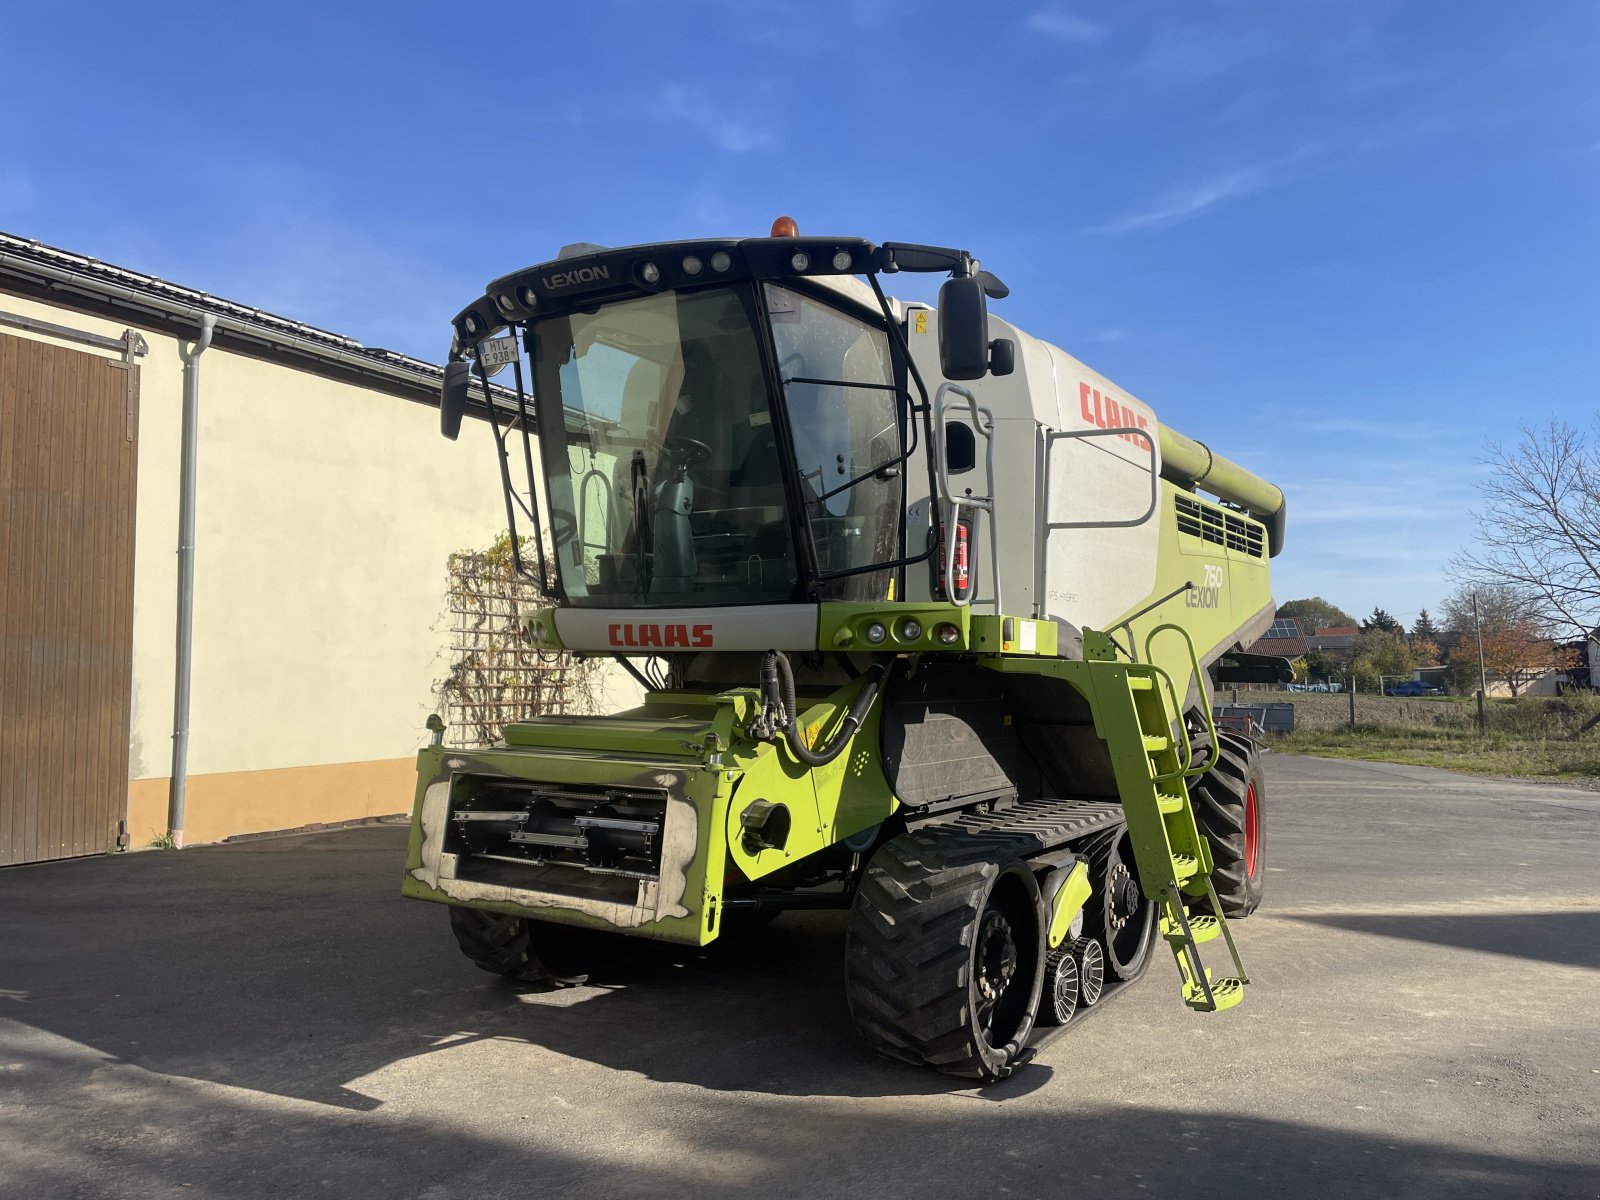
761, 651, 887, 768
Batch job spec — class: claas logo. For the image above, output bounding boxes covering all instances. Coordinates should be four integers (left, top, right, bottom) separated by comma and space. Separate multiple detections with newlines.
607, 623, 714, 649
1079, 382, 1151, 447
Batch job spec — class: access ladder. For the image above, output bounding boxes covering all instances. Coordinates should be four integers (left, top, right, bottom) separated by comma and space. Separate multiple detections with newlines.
1087, 626, 1250, 1012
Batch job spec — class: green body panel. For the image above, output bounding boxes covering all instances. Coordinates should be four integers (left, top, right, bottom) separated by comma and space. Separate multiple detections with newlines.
1105, 480, 1273, 712
402, 673, 895, 943
1047, 859, 1092, 949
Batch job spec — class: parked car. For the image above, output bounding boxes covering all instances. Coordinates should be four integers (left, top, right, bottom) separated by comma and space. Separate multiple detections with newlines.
1386, 680, 1442, 696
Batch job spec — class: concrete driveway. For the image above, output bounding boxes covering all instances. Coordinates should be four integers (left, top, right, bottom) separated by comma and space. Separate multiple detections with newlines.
2, 754, 1597, 1199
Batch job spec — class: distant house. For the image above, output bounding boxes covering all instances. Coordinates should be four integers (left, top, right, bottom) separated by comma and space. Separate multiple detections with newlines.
1306, 625, 1360, 653
1412, 665, 1452, 690
1555, 629, 1600, 691
1245, 616, 1310, 660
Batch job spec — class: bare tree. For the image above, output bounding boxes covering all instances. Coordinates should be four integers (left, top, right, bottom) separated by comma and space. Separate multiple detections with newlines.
1452, 420, 1600, 638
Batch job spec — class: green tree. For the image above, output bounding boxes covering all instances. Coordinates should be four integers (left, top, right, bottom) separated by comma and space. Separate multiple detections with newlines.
1348, 629, 1415, 691
1361, 607, 1403, 635
1302, 649, 1334, 682
1277, 597, 1356, 633
1411, 608, 1440, 647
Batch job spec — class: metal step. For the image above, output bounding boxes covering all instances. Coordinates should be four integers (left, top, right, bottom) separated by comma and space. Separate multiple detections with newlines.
1185, 975, 1245, 1012
1162, 913, 1219, 945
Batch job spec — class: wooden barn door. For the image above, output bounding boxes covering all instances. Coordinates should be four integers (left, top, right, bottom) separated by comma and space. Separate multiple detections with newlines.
0, 329, 139, 864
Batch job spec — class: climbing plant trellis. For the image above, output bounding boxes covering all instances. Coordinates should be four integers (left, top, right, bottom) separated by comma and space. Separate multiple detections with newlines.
438, 533, 605, 747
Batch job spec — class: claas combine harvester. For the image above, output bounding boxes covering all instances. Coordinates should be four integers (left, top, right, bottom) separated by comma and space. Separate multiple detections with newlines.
404, 218, 1286, 1081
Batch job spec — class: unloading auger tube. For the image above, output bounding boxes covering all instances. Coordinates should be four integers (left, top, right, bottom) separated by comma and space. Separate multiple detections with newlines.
407, 217, 1282, 1085
1160, 425, 1287, 555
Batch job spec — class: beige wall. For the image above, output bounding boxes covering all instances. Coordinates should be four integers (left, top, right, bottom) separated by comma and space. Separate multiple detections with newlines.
4, 290, 640, 843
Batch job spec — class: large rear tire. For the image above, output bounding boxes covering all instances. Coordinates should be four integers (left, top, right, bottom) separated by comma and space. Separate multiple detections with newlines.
447, 907, 618, 986
845, 829, 1046, 1082
1190, 730, 1266, 917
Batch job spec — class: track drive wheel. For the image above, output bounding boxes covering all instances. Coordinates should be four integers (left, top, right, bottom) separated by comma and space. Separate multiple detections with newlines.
447, 906, 618, 986
1092, 830, 1157, 982
845, 829, 1046, 1082
1190, 729, 1266, 917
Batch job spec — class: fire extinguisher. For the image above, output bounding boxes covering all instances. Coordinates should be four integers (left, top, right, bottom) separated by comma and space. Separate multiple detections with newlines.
932, 515, 975, 602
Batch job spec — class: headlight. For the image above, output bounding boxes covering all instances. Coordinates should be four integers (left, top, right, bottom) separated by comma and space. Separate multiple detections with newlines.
899, 618, 923, 642
864, 622, 887, 645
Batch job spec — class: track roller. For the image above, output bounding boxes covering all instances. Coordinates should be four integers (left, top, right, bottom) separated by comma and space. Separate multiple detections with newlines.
1074, 936, 1105, 1007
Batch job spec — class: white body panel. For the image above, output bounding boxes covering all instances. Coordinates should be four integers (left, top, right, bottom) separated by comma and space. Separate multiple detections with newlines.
899, 306, 1160, 635
554, 604, 819, 653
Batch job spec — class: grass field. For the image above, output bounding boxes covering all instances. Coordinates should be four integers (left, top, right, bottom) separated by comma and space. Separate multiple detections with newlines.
1272, 692, 1600, 784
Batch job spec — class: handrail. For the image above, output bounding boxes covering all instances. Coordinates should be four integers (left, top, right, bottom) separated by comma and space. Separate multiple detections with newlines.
932, 382, 1000, 611
1144, 622, 1219, 780
1041, 425, 1159, 531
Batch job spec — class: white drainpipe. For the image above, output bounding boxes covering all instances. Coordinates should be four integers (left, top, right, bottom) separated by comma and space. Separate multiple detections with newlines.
167, 314, 216, 848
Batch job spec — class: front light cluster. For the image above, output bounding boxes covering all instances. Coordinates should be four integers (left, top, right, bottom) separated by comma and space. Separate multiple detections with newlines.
853, 615, 963, 650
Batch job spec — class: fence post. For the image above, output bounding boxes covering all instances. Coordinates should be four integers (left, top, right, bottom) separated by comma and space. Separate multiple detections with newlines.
1348, 674, 1357, 730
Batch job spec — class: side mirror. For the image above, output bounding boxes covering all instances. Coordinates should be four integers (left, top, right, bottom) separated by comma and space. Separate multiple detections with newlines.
988, 338, 1016, 377
440, 360, 471, 440
937, 274, 990, 381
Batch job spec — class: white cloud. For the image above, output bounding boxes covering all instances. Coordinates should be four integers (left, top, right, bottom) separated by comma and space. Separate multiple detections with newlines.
656, 84, 777, 153
1082, 151, 1312, 235
1026, 7, 1108, 44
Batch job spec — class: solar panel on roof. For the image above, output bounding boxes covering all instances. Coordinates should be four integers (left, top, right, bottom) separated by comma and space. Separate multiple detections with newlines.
1262, 618, 1299, 639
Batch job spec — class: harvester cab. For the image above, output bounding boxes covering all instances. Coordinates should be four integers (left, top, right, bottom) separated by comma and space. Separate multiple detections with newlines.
411, 218, 1284, 1081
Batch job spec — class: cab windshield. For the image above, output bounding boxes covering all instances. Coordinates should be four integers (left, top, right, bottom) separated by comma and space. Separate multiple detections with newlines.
533, 284, 901, 607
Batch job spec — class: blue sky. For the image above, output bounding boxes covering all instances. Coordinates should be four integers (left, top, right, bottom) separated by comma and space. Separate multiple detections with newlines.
2, 0, 1595, 626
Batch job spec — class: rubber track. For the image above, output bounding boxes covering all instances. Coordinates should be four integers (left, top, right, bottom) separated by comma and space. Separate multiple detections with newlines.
846, 799, 1122, 1078
925, 796, 1126, 856
846, 828, 1018, 1077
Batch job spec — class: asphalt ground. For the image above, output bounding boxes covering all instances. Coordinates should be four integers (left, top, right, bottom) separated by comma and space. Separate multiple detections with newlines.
1, 754, 1597, 1200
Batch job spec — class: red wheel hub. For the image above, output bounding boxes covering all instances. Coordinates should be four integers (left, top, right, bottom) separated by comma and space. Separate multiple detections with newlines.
1244, 781, 1260, 877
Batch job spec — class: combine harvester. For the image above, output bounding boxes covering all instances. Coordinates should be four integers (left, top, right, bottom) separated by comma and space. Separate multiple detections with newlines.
405, 219, 1285, 1080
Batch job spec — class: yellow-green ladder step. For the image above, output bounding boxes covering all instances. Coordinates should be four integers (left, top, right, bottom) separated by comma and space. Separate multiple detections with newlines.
1162, 913, 1220, 945
1184, 975, 1245, 1012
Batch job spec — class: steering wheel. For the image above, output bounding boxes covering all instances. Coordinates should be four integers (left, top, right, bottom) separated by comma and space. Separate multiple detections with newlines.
661, 436, 713, 469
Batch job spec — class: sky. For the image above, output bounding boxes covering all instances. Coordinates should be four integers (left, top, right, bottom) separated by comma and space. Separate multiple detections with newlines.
1, 0, 1596, 627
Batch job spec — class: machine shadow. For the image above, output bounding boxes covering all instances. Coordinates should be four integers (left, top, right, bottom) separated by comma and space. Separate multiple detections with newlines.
1283, 909, 1600, 970
7, 1062, 1593, 1200
0, 829, 1048, 1106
